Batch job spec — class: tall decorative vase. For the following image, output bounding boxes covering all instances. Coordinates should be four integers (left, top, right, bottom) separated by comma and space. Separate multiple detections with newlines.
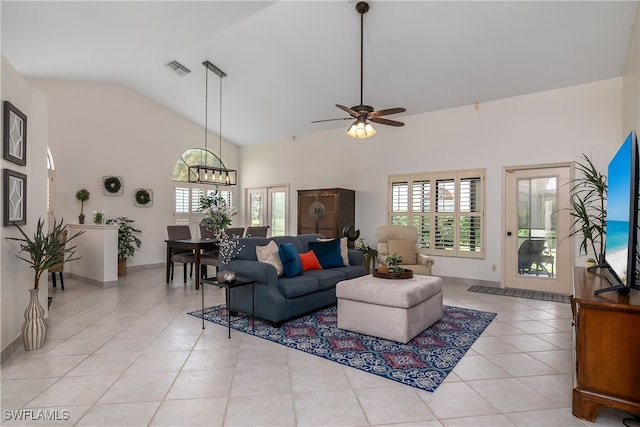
22, 288, 47, 351
362, 252, 372, 274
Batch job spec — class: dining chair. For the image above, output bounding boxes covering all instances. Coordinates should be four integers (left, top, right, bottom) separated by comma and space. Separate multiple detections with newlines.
199, 252, 220, 279
48, 229, 68, 290
245, 225, 269, 237
225, 227, 245, 238
198, 225, 220, 278
167, 225, 195, 283
199, 225, 216, 239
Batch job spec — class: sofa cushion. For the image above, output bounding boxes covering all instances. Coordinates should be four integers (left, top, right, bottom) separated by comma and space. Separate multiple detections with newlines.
256, 240, 284, 276
300, 250, 322, 272
279, 243, 303, 277
388, 239, 417, 265
302, 269, 345, 291
318, 237, 349, 266
309, 238, 345, 268
332, 265, 367, 280
277, 275, 320, 298
297, 234, 326, 251
272, 235, 308, 253
235, 237, 271, 261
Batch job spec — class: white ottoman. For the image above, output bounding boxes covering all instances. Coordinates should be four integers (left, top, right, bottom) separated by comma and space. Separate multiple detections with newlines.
336, 275, 443, 344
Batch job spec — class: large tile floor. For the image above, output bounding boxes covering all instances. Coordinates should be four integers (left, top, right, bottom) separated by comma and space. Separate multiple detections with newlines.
1, 267, 633, 426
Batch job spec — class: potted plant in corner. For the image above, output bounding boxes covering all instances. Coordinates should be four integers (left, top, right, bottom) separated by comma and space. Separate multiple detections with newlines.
5, 218, 83, 350
568, 153, 607, 266
75, 188, 90, 224
106, 216, 142, 276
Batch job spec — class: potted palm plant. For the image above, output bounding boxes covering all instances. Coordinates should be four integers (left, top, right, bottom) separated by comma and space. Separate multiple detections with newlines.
75, 188, 90, 224
568, 153, 607, 265
5, 218, 83, 350
106, 216, 142, 276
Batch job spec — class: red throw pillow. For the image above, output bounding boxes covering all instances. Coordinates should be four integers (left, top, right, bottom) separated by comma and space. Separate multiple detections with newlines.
299, 250, 322, 272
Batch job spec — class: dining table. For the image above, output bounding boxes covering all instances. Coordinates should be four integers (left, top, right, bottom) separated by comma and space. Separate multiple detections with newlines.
165, 238, 218, 290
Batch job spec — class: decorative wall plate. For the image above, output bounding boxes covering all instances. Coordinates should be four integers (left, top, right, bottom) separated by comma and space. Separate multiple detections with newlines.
103, 175, 123, 196
134, 188, 153, 207
309, 201, 325, 221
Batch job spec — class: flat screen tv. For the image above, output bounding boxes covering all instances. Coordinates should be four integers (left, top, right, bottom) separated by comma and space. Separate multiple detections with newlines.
597, 130, 640, 295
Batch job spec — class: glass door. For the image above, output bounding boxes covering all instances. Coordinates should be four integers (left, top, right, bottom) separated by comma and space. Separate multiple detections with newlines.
504, 166, 572, 294
246, 185, 289, 236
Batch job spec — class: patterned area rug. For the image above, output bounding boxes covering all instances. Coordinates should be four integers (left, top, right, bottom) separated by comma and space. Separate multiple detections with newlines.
467, 285, 571, 304
187, 305, 496, 392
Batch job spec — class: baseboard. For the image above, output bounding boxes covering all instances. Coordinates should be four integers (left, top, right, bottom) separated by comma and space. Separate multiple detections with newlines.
67, 273, 118, 288
126, 262, 164, 272
1, 334, 23, 364
439, 275, 500, 288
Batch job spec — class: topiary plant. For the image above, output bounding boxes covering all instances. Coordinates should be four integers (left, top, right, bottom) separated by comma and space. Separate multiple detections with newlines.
75, 189, 90, 224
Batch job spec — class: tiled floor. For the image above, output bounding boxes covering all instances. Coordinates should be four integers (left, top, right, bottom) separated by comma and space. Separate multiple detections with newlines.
1, 267, 633, 426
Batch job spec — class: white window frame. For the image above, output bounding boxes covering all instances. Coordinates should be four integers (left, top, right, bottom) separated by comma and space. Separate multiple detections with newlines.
388, 169, 485, 258
174, 183, 234, 228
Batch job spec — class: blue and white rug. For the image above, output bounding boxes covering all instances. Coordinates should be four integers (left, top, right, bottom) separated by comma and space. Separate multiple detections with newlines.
188, 305, 496, 392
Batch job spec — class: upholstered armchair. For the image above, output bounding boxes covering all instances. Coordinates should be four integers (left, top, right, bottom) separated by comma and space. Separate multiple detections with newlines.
376, 225, 435, 276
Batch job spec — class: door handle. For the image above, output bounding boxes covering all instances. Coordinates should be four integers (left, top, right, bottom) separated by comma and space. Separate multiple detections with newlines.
507, 231, 512, 236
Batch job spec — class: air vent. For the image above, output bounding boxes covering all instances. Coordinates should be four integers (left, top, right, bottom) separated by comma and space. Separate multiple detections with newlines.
166, 60, 191, 76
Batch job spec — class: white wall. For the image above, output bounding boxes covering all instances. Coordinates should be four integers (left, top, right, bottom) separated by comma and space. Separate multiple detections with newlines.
29, 78, 241, 268
1, 56, 49, 354
624, 2, 640, 134
241, 78, 623, 282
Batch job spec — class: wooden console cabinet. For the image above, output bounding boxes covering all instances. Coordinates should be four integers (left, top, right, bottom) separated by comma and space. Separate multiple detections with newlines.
297, 188, 355, 239
571, 267, 640, 422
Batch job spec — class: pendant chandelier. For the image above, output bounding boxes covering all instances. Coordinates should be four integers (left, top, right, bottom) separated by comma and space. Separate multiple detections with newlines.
188, 60, 237, 186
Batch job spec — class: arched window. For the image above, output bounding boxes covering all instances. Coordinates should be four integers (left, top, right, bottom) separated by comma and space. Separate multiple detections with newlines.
172, 148, 225, 182
173, 148, 235, 229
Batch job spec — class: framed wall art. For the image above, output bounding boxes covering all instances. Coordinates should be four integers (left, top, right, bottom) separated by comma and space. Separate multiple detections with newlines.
3, 101, 27, 166
3, 168, 27, 226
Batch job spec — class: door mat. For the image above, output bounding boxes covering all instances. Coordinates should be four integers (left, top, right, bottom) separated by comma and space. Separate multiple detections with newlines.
467, 285, 571, 304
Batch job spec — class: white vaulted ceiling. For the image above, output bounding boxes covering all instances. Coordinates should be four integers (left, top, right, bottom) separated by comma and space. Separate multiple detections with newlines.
1, 1, 636, 146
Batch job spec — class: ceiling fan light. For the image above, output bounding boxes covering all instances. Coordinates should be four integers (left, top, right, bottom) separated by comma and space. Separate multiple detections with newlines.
347, 119, 376, 138
364, 122, 376, 137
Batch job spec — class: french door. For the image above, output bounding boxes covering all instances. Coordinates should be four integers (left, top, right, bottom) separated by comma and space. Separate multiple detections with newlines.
246, 185, 289, 236
504, 165, 572, 294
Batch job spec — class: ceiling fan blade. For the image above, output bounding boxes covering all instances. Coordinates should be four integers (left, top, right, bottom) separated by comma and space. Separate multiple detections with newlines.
370, 116, 405, 127
311, 117, 352, 123
336, 104, 359, 117
370, 107, 406, 117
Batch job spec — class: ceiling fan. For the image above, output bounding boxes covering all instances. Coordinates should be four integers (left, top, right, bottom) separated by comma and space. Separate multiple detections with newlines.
312, 1, 406, 138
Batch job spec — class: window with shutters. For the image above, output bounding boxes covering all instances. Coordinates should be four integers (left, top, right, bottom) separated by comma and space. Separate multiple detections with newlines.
173, 148, 235, 227
388, 169, 484, 258
174, 186, 233, 226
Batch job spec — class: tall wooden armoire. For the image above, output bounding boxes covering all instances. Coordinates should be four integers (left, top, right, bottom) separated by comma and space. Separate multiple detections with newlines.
297, 188, 355, 239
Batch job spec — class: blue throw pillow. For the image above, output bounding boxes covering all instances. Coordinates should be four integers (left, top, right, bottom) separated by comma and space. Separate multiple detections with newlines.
279, 243, 303, 277
308, 238, 346, 268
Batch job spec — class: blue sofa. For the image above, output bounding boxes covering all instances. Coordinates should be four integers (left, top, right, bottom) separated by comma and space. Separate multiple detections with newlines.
222, 234, 366, 325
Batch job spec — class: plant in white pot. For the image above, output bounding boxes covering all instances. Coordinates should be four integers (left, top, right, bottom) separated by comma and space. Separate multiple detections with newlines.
6, 218, 83, 350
